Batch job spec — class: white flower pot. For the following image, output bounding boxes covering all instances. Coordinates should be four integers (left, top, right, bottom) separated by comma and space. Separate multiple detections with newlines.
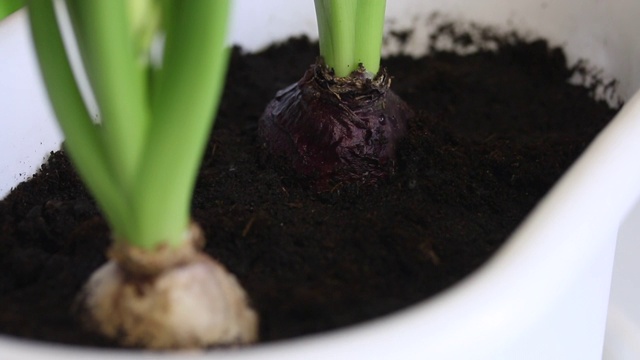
2, 0, 640, 359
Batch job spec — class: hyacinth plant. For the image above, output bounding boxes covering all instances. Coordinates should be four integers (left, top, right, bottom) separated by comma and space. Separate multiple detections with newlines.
27, 0, 257, 349
258, 0, 413, 191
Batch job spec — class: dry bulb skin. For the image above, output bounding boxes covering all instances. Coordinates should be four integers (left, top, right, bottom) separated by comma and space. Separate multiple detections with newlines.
75, 222, 258, 350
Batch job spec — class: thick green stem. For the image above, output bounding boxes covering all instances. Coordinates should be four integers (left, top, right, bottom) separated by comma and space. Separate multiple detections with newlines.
132, 0, 231, 248
314, 0, 356, 77
65, 0, 149, 191
354, 0, 386, 76
314, 0, 386, 77
27, 0, 131, 237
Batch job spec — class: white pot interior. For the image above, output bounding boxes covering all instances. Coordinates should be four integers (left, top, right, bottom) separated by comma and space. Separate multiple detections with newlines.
2, 0, 640, 359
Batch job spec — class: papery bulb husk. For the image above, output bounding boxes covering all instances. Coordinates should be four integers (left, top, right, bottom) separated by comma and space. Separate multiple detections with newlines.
75, 222, 258, 350
258, 60, 413, 191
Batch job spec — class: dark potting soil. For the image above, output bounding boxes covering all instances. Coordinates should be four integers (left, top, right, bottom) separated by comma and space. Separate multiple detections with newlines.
0, 27, 619, 348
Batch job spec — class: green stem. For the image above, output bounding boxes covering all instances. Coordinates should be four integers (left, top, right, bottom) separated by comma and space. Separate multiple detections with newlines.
354, 0, 386, 76
29, 0, 231, 249
27, 0, 131, 237
65, 0, 149, 191
314, 0, 386, 77
132, 0, 231, 248
314, 0, 356, 77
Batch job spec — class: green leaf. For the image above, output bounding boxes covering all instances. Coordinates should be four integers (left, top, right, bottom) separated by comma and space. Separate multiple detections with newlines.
28, 0, 231, 249
133, 0, 231, 247
27, 0, 132, 238
0, 0, 23, 21
65, 0, 150, 191
314, 0, 386, 77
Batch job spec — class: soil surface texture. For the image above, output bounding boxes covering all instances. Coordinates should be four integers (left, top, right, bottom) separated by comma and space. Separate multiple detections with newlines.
0, 27, 619, 348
